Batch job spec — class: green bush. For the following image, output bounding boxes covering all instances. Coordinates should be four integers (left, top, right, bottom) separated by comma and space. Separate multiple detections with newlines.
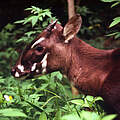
101, 0, 120, 39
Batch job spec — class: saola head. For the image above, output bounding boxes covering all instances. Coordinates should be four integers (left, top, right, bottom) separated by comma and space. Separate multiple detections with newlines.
11, 14, 82, 78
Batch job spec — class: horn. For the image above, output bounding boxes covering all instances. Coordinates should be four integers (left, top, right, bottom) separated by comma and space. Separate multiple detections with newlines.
46, 20, 57, 32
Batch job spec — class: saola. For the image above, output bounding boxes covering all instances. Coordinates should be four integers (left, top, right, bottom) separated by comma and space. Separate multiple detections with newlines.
11, 14, 120, 115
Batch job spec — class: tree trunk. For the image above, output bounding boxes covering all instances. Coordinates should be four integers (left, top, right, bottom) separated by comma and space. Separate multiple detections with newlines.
67, 0, 75, 19
67, 0, 79, 96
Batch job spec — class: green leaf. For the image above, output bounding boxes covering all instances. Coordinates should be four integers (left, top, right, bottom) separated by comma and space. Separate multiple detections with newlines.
102, 114, 117, 120
40, 83, 48, 90
39, 112, 47, 120
25, 31, 36, 37
80, 111, 100, 120
25, 7, 33, 11
109, 17, 120, 28
111, 1, 120, 7
0, 92, 4, 104
23, 16, 33, 24
14, 20, 25, 24
106, 32, 119, 36
115, 32, 120, 39
61, 112, 80, 120
0, 117, 9, 120
86, 95, 94, 102
70, 99, 84, 106
100, 0, 118, 2
94, 96, 103, 102
45, 12, 52, 18
42, 21, 48, 27
54, 110, 61, 120
32, 16, 39, 27
4, 24, 15, 31
39, 17, 43, 21
0, 108, 27, 117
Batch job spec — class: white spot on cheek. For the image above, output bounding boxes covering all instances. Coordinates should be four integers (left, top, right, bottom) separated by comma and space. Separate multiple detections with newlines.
42, 68, 46, 74
41, 53, 49, 74
36, 69, 39, 73
42, 59, 47, 69
31, 63, 37, 71
54, 26, 57, 29
17, 65, 24, 72
15, 72, 20, 77
31, 37, 45, 48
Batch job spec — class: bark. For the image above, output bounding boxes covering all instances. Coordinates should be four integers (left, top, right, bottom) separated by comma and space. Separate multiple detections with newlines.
67, 0, 79, 96
67, 0, 75, 19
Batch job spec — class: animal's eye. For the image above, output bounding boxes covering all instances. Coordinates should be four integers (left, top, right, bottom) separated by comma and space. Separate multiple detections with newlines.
35, 46, 44, 52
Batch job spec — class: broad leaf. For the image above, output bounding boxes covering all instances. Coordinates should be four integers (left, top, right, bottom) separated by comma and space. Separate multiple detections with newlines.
32, 16, 39, 27
111, 1, 120, 7
54, 110, 61, 120
39, 112, 47, 120
100, 0, 118, 2
109, 17, 120, 28
102, 114, 117, 120
70, 99, 84, 106
0, 108, 27, 117
61, 112, 80, 120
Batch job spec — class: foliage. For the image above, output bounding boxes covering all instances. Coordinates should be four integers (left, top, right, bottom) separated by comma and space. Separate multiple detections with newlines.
0, 23, 19, 76
76, 6, 103, 39
0, 73, 117, 120
15, 6, 57, 43
100, 0, 120, 7
101, 0, 120, 39
15, 6, 54, 27
0, 6, 117, 120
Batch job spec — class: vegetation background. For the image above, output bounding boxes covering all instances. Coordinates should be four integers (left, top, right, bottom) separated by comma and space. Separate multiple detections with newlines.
0, 0, 120, 119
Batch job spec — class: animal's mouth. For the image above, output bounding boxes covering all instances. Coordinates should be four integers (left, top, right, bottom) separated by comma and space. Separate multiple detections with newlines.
11, 69, 30, 79
11, 52, 49, 79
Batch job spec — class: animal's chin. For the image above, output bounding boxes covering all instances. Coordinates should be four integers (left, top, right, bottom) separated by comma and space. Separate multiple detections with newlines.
14, 74, 30, 80
16, 72, 44, 80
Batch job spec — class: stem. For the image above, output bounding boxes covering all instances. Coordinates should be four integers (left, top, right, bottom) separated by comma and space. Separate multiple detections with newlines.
41, 96, 60, 109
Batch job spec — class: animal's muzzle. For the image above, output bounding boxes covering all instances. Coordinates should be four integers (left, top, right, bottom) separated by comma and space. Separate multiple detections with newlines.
11, 68, 29, 78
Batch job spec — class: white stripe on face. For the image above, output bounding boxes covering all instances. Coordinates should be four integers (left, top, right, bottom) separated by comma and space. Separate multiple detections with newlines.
31, 63, 37, 71
41, 53, 49, 74
15, 71, 20, 77
17, 65, 24, 72
54, 26, 57, 29
31, 37, 45, 48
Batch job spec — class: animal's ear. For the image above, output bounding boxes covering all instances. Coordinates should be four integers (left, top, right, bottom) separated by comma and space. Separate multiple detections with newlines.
63, 14, 82, 43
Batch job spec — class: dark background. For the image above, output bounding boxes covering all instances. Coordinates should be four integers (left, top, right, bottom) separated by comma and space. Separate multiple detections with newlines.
0, 0, 119, 30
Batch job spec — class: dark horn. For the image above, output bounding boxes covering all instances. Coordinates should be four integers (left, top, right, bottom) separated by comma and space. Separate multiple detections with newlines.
46, 20, 57, 32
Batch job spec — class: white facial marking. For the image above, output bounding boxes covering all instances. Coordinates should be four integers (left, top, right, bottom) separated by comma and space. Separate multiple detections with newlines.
17, 65, 24, 72
64, 34, 74, 43
31, 37, 45, 48
15, 72, 20, 77
42, 68, 46, 74
36, 69, 39, 73
31, 63, 37, 71
41, 53, 49, 74
54, 26, 57, 29
42, 59, 47, 68
41, 53, 49, 63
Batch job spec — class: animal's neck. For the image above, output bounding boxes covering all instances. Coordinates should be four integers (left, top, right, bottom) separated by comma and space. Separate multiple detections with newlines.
67, 37, 113, 96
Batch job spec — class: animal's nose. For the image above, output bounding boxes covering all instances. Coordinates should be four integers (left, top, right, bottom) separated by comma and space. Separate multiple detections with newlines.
11, 67, 30, 78
11, 68, 16, 76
